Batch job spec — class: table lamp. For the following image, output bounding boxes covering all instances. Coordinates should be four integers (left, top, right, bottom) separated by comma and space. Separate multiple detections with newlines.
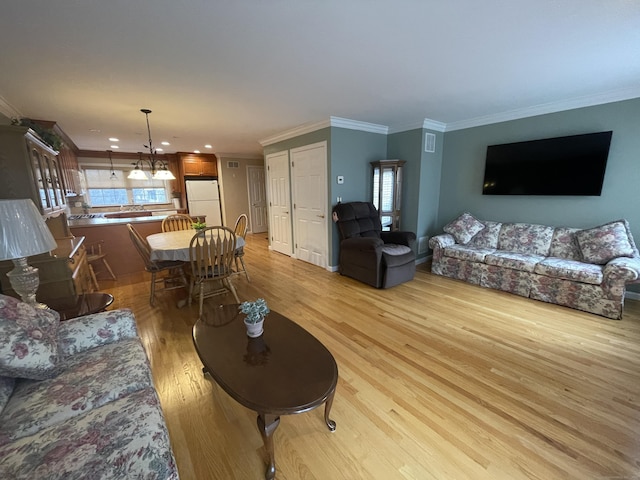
0, 199, 57, 308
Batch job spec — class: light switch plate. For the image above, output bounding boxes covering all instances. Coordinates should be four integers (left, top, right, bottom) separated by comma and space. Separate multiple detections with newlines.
336, 175, 344, 184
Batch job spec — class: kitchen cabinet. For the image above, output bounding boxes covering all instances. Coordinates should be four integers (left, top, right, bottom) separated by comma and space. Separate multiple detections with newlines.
179, 152, 218, 176
0, 125, 67, 216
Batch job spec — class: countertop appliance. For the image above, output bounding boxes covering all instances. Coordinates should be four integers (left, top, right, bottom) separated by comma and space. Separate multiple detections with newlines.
185, 179, 222, 226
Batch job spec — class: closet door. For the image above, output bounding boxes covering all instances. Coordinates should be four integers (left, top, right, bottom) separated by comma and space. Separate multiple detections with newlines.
291, 141, 328, 268
266, 150, 292, 256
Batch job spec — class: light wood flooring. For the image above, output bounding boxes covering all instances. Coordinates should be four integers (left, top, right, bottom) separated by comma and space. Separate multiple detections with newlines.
101, 233, 640, 480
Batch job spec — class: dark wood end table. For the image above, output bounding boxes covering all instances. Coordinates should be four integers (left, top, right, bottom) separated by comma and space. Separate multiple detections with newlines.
193, 303, 338, 480
49, 292, 114, 321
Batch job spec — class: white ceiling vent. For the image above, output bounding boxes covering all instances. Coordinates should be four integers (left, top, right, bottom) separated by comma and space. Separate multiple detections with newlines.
424, 133, 436, 153
227, 161, 239, 168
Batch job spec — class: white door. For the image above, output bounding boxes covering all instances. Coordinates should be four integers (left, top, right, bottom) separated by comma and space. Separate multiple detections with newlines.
266, 151, 292, 256
247, 165, 268, 234
291, 142, 328, 268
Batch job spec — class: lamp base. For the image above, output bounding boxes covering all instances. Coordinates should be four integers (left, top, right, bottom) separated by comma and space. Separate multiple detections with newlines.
6, 257, 49, 309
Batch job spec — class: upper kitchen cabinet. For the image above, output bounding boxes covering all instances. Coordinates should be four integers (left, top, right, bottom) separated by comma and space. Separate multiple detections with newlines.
179, 152, 218, 177
0, 125, 67, 216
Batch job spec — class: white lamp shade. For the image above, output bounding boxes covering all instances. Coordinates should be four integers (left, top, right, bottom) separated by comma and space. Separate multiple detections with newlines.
128, 168, 148, 180
0, 199, 57, 260
152, 169, 176, 180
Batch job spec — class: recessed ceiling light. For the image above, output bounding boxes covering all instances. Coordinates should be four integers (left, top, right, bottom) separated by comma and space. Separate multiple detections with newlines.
194, 150, 200, 154
204, 144, 212, 149
161, 141, 170, 146
110, 145, 119, 149
90, 129, 101, 133
156, 148, 164, 152
108, 137, 119, 142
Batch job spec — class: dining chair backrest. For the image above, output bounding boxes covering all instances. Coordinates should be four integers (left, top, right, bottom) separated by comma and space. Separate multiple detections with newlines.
233, 214, 248, 239
162, 214, 195, 232
189, 226, 236, 281
127, 223, 155, 271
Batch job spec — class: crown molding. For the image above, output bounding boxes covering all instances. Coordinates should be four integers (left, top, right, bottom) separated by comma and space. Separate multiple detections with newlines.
259, 116, 388, 146
388, 118, 446, 134
0, 95, 22, 120
216, 152, 264, 160
445, 86, 640, 132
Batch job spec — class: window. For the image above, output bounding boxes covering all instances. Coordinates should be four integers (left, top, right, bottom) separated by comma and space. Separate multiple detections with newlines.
82, 167, 170, 207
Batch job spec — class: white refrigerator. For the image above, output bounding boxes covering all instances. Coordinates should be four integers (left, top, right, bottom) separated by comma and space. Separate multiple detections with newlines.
185, 179, 222, 226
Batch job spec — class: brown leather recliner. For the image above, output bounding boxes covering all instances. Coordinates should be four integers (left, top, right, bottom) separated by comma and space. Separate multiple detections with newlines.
333, 202, 416, 288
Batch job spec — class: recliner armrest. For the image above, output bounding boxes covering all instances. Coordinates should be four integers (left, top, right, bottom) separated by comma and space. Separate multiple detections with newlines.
381, 231, 416, 249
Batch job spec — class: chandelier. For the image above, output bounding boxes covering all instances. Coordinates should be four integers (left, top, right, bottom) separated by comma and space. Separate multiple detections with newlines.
128, 109, 176, 180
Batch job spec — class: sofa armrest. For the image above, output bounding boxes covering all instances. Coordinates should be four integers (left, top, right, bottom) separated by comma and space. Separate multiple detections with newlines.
58, 308, 139, 358
429, 233, 456, 250
604, 256, 640, 283
381, 231, 416, 249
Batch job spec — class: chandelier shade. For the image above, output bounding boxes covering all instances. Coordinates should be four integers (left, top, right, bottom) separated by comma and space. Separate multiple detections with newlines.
128, 109, 176, 181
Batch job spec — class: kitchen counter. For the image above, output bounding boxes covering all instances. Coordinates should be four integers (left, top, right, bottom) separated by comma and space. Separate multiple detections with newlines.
68, 214, 171, 228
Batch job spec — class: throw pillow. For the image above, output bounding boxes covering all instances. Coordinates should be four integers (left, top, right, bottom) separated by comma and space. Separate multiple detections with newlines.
0, 294, 61, 380
444, 212, 486, 245
576, 220, 635, 265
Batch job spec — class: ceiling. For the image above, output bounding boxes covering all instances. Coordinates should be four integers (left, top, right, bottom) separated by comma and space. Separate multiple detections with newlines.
1, 1, 639, 157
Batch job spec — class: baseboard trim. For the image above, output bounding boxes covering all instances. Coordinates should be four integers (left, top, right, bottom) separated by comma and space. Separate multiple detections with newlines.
627, 291, 640, 301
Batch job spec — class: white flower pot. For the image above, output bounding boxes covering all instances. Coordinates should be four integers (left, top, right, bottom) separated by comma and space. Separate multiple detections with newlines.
244, 318, 264, 338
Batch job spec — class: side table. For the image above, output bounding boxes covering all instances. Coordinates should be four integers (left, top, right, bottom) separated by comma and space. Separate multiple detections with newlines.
49, 292, 114, 321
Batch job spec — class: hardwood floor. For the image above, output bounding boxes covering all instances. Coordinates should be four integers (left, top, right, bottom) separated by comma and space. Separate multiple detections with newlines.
103, 233, 640, 480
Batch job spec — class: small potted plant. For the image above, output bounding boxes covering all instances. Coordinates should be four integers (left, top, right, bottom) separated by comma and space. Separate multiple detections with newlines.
192, 220, 207, 231
239, 298, 269, 337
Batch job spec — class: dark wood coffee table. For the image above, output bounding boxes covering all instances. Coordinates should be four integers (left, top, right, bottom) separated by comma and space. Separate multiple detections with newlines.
192, 303, 338, 480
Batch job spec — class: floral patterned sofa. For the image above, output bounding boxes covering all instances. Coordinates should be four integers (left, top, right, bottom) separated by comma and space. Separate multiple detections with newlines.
0, 295, 179, 479
429, 213, 640, 319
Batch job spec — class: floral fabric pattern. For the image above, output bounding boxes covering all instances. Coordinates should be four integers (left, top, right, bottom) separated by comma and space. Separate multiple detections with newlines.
576, 220, 635, 264
0, 295, 61, 380
0, 376, 15, 415
443, 245, 495, 263
443, 212, 485, 244
534, 258, 603, 285
498, 223, 554, 256
549, 227, 582, 260
57, 308, 138, 358
0, 339, 153, 445
0, 388, 179, 480
467, 221, 502, 249
430, 217, 640, 319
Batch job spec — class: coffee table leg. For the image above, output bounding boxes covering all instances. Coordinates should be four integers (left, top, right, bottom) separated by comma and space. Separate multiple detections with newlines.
257, 413, 280, 480
324, 388, 337, 431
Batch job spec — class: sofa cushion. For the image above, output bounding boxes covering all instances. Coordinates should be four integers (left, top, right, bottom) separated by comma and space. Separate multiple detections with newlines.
534, 258, 603, 285
549, 227, 582, 261
444, 245, 495, 263
444, 212, 485, 244
0, 376, 15, 416
467, 221, 502, 249
0, 387, 178, 480
576, 220, 635, 264
498, 223, 554, 256
485, 251, 545, 273
0, 295, 61, 381
0, 338, 153, 445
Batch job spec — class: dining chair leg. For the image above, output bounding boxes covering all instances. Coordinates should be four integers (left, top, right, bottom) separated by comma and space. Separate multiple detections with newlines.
150, 272, 157, 306
88, 264, 100, 291
226, 278, 240, 303
198, 283, 205, 318
239, 256, 250, 282
102, 258, 117, 280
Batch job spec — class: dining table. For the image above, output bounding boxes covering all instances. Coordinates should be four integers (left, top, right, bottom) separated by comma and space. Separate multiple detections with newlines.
147, 229, 245, 262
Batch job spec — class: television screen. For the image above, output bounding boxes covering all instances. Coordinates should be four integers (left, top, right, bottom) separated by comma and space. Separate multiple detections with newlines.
482, 131, 612, 196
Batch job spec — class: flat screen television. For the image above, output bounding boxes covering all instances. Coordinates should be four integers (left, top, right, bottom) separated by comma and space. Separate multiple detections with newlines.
482, 131, 612, 196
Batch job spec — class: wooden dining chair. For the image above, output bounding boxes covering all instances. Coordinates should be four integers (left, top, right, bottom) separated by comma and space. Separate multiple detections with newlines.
127, 223, 188, 306
188, 226, 240, 317
162, 213, 195, 232
233, 213, 250, 281
85, 240, 117, 290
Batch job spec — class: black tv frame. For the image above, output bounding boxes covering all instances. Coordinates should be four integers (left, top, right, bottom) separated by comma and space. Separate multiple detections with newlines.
482, 131, 613, 196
